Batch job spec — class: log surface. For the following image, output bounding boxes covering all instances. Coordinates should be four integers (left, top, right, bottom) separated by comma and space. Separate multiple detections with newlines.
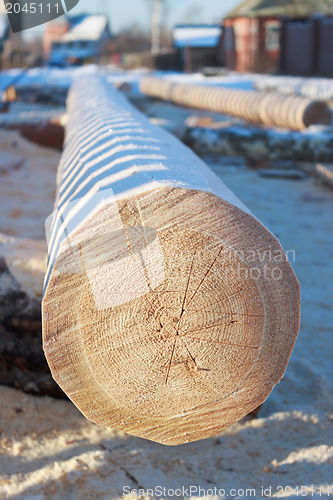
140, 77, 331, 131
42, 76, 300, 445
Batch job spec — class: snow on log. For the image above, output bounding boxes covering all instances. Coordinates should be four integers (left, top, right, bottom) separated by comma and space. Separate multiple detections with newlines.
140, 77, 331, 131
42, 75, 300, 445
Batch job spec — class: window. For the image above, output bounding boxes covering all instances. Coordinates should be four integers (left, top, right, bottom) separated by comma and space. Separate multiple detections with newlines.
265, 21, 280, 51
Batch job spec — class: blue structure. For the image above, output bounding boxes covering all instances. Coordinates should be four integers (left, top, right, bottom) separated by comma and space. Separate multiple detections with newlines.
173, 24, 223, 72
49, 14, 111, 66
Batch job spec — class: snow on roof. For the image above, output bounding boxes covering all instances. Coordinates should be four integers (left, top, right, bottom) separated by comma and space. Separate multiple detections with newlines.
173, 25, 222, 48
62, 14, 109, 42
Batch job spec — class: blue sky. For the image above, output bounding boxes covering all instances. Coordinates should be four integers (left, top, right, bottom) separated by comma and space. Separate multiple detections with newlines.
20, 0, 241, 39
68, 0, 240, 32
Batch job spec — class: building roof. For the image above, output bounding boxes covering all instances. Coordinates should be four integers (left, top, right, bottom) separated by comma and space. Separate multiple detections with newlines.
173, 25, 222, 48
62, 14, 110, 42
225, 0, 333, 19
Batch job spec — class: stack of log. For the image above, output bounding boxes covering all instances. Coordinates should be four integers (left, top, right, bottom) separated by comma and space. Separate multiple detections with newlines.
0, 234, 64, 397
0, 131, 63, 397
140, 77, 331, 131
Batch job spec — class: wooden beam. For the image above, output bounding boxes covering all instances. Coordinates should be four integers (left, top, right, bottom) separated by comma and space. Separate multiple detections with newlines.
42, 76, 300, 445
140, 76, 331, 131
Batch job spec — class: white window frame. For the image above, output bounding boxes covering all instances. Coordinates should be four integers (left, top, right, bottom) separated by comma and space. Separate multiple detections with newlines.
265, 21, 280, 51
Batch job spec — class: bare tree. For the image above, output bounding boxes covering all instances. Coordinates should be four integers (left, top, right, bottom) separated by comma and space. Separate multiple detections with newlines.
115, 22, 151, 53
151, 0, 162, 55
181, 4, 203, 24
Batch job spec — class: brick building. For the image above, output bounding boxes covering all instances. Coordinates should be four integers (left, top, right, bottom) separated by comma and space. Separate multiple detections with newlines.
223, 0, 333, 74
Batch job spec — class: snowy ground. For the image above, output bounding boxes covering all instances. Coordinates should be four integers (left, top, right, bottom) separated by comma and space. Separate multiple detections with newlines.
0, 65, 255, 97
0, 65, 102, 92
0, 131, 59, 239
1, 64, 333, 103
0, 130, 332, 498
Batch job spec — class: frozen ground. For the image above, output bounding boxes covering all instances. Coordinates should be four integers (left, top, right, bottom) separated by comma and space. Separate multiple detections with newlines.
0, 133, 332, 498
0, 131, 59, 239
1, 65, 333, 105
0, 65, 103, 91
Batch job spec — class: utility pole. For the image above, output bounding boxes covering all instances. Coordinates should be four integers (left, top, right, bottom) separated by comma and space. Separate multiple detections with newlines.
151, 0, 162, 55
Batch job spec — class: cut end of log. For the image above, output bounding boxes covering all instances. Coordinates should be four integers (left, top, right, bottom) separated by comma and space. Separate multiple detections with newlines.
43, 187, 300, 446
303, 101, 332, 128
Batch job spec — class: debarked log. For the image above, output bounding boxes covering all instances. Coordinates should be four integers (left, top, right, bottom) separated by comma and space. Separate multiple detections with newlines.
139, 77, 331, 131
42, 75, 300, 445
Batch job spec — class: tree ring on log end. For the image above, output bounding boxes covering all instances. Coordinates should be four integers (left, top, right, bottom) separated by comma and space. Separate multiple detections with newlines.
43, 187, 300, 445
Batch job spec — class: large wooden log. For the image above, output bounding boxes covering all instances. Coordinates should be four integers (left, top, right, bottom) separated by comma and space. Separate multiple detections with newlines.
140, 77, 331, 131
42, 76, 300, 445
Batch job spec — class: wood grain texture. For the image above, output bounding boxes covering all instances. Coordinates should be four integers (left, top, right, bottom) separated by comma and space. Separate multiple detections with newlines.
42, 76, 300, 445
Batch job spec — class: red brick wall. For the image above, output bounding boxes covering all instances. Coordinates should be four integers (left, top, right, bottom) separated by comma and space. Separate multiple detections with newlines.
223, 17, 280, 73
